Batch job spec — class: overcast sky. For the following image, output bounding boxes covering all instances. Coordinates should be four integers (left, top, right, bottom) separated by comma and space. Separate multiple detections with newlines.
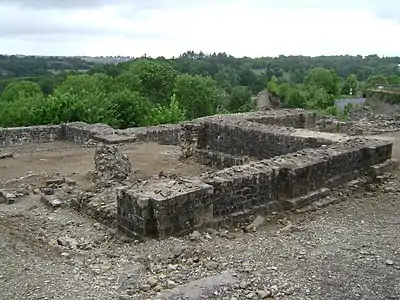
0, 0, 399, 57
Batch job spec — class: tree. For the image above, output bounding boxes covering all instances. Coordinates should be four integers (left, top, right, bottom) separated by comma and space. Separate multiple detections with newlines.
0, 93, 45, 127
109, 89, 152, 128
174, 74, 221, 120
227, 86, 253, 113
129, 60, 177, 105
341, 74, 358, 95
266, 75, 279, 95
146, 94, 186, 125
278, 84, 307, 108
38, 73, 120, 126
366, 75, 388, 88
113, 71, 142, 92
306, 85, 335, 110
55, 73, 112, 96
304, 67, 339, 96
0, 81, 43, 103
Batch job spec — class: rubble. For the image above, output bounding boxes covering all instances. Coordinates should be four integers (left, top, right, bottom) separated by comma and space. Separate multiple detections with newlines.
317, 105, 400, 135
0, 152, 14, 159
93, 143, 132, 187
33, 188, 63, 208
0, 189, 17, 204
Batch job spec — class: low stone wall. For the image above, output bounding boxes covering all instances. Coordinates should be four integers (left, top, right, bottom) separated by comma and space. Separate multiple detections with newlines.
0, 109, 316, 148
118, 178, 214, 238
1, 109, 396, 240
243, 110, 316, 128
315, 119, 355, 134
195, 149, 250, 169
117, 136, 393, 238
0, 125, 62, 146
366, 89, 400, 106
62, 122, 117, 144
120, 124, 180, 145
195, 119, 348, 160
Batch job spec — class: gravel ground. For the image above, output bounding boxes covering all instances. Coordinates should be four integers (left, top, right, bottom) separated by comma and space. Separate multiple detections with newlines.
1, 130, 400, 300
1, 169, 400, 300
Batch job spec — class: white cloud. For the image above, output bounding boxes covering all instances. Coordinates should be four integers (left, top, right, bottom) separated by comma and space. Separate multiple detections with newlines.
0, 0, 399, 57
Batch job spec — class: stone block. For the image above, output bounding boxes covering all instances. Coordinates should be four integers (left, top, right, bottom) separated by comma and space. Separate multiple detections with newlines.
117, 179, 214, 238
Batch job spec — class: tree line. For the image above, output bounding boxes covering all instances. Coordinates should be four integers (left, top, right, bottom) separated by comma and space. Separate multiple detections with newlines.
0, 52, 399, 128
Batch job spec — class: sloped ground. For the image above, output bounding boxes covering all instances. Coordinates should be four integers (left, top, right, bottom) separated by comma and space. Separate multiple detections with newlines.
1, 137, 400, 300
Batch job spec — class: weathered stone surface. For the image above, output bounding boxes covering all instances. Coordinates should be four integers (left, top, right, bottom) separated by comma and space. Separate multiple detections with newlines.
0, 125, 62, 146
316, 106, 400, 135
93, 143, 132, 187
118, 178, 214, 238
0, 108, 395, 239
193, 118, 345, 160
152, 271, 238, 299
0, 189, 17, 204
117, 133, 393, 238
195, 149, 250, 169
0, 152, 14, 159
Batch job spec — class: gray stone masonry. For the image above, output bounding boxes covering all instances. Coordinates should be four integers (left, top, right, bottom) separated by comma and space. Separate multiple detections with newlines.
242, 109, 316, 128
0, 125, 62, 146
118, 136, 392, 238
0, 108, 395, 239
194, 118, 349, 160
195, 149, 250, 169
0, 109, 315, 147
117, 110, 394, 238
118, 178, 214, 238
93, 144, 132, 187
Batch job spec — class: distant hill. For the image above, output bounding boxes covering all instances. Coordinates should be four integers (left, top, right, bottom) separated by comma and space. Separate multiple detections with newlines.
0, 55, 100, 78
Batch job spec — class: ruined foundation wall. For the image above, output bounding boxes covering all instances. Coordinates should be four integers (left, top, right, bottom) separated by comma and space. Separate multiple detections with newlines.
120, 124, 181, 145
63, 122, 180, 145
195, 149, 250, 169
196, 120, 345, 160
0, 122, 181, 147
0, 109, 316, 148
118, 179, 214, 238
117, 136, 393, 238
0, 125, 62, 146
243, 110, 316, 128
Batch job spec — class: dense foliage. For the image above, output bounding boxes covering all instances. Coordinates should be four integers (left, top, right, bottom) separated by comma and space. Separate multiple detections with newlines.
0, 52, 399, 128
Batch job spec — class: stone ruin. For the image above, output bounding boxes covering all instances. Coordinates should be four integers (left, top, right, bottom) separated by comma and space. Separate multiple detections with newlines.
316, 105, 400, 135
0, 109, 398, 239
93, 143, 132, 187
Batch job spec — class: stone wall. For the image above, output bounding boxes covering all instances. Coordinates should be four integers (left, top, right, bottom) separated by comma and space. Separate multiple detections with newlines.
118, 179, 214, 238
195, 149, 250, 169
195, 119, 347, 160
366, 89, 400, 106
62, 122, 180, 145
117, 134, 393, 238
0, 109, 395, 240
121, 124, 180, 145
243, 110, 316, 129
0, 125, 62, 146
0, 109, 315, 148
0, 122, 181, 147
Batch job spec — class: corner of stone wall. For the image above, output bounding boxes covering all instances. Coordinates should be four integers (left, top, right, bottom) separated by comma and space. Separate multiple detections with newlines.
117, 189, 157, 238
117, 179, 214, 238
